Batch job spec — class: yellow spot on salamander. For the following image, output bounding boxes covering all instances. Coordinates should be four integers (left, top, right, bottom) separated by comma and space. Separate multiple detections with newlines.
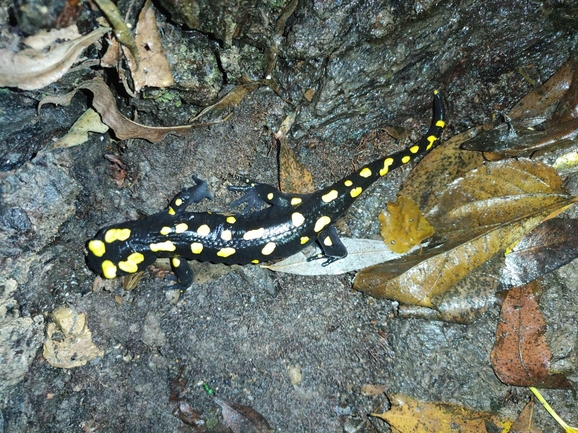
168, 207, 176, 215
409, 145, 420, 154
252, 259, 260, 264
401, 155, 411, 164
197, 224, 211, 236
190, 242, 203, 254
380, 157, 394, 176
436, 120, 445, 128
102, 260, 117, 279
150, 241, 176, 252
291, 197, 302, 205
261, 242, 276, 256
359, 167, 372, 178
323, 236, 333, 246
88, 240, 106, 257
221, 229, 232, 241
322, 190, 338, 203
300, 236, 309, 245
314, 216, 331, 232
267, 192, 274, 200
174, 198, 183, 207
118, 252, 145, 273
426, 135, 437, 150
217, 247, 236, 258
160, 226, 171, 235
172, 257, 180, 268
292, 212, 305, 227
350, 187, 362, 198
175, 223, 188, 233
344, 179, 353, 187
244, 228, 265, 240
226, 216, 236, 224
104, 228, 131, 243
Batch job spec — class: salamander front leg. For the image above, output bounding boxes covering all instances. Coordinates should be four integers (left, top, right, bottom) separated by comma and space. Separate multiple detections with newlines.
168, 176, 214, 216
166, 256, 194, 296
307, 226, 348, 266
229, 178, 309, 212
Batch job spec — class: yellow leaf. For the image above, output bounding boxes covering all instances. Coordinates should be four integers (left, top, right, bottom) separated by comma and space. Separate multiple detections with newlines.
371, 393, 511, 433
379, 196, 434, 254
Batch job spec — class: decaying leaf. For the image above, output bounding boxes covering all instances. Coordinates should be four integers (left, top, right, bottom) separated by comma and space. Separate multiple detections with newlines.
379, 196, 434, 254
462, 58, 578, 157
510, 398, 542, 433
50, 108, 109, 149
122, 0, 174, 92
93, 0, 139, 64
43, 306, 104, 368
371, 393, 511, 433
400, 129, 487, 210
490, 281, 571, 388
169, 367, 204, 430
215, 397, 274, 433
0, 27, 108, 90
354, 159, 576, 308
278, 141, 315, 194
263, 238, 418, 276
501, 218, 578, 289
39, 77, 193, 142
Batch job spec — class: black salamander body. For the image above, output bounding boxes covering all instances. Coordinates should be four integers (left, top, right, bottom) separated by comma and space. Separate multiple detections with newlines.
87, 92, 445, 289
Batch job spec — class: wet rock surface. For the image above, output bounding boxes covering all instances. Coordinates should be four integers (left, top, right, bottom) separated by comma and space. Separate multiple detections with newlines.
1, 0, 577, 431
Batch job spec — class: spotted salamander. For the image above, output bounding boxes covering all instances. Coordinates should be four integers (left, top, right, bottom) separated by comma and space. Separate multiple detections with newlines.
87, 91, 445, 290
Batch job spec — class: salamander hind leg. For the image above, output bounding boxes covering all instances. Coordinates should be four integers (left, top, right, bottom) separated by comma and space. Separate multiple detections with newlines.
168, 176, 213, 216
307, 226, 348, 266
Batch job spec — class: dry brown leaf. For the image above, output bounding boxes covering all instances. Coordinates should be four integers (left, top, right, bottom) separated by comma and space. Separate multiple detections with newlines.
0, 27, 108, 90
39, 77, 193, 142
123, 0, 174, 92
510, 398, 542, 433
354, 159, 576, 307
379, 196, 434, 254
190, 78, 281, 123
491, 282, 571, 389
371, 393, 511, 433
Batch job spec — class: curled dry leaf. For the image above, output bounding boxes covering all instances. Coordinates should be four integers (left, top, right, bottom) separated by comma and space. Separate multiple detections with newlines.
215, 397, 274, 433
39, 77, 193, 142
501, 218, 578, 289
491, 281, 571, 389
510, 398, 542, 433
0, 27, 108, 90
371, 393, 510, 433
354, 159, 576, 308
379, 196, 434, 254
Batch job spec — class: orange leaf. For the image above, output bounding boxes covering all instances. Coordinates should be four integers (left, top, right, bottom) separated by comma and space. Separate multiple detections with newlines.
490, 281, 571, 388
